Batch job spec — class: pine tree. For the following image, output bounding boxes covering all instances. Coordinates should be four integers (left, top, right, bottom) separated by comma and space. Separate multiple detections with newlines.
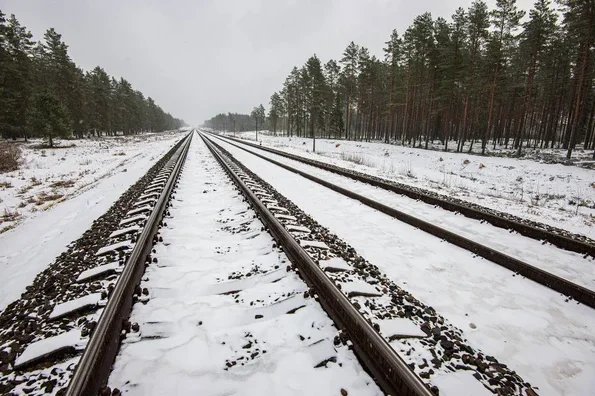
483, 0, 524, 153
0, 14, 183, 140
305, 54, 325, 151
383, 29, 402, 143
86, 66, 112, 135
205, 0, 594, 158
0, 14, 33, 140
558, 0, 595, 158
324, 59, 340, 138
251, 104, 265, 141
268, 92, 284, 134
28, 92, 71, 147
340, 42, 359, 139
460, 1, 489, 152
516, 0, 557, 155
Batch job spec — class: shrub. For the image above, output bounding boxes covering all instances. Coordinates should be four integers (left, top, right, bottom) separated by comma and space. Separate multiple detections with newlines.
0, 142, 21, 173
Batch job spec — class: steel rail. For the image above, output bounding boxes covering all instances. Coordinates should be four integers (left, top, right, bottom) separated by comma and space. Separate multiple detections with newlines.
200, 132, 434, 396
65, 131, 193, 396
205, 132, 595, 309
214, 132, 595, 258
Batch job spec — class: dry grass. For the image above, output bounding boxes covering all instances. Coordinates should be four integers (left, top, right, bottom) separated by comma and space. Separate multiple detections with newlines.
17, 184, 33, 194
50, 179, 75, 188
340, 151, 374, 167
0, 208, 21, 223
0, 224, 17, 233
31, 142, 76, 150
35, 191, 64, 205
399, 162, 416, 179
0, 142, 21, 173
112, 151, 126, 156
0, 181, 13, 189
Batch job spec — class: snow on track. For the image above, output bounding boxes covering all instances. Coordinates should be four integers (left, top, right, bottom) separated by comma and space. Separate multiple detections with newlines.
107, 135, 380, 395
216, 134, 595, 291
208, 133, 595, 396
236, 133, 595, 239
0, 138, 187, 395
0, 133, 183, 312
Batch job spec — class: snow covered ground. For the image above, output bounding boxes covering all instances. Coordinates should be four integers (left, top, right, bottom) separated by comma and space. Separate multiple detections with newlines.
212, 134, 595, 291
210, 134, 595, 396
108, 136, 380, 395
0, 131, 184, 312
0, 132, 181, 233
229, 131, 595, 239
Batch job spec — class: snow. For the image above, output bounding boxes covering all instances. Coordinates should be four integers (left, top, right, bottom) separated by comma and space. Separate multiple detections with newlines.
0, 132, 183, 312
209, 133, 595, 396
119, 214, 147, 226
377, 318, 427, 339
299, 240, 329, 249
431, 371, 493, 396
233, 132, 595, 239
126, 205, 153, 216
147, 180, 166, 187
76, 261, 121, 282
150, 176, 168, 183
14, 329, 87, 368
143, 186, 163, 194
266, 205, 289, 212
255, 192, 273, 198
108, 134, 380, 395
49, 293, 103, 319
95, 240, 133, 256
133, 198, 157, 207
204, 269, 287, 296
319, 257, 352, 272
275, 214, 297, 221
305, 339, 337, 367
109, 225, 141, 238
218, 135, 595, 290
138, 192, 160, 201
340, 280, 382, 298
285, 224, 311, 233
0, 132, 180, 234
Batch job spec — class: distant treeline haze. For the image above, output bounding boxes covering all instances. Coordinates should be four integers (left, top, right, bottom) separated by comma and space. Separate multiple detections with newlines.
0, 10, 185, 146
204, 0, 595, 159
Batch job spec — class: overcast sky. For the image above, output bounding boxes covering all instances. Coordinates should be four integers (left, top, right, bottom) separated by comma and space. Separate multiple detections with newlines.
1, 0, 536, 125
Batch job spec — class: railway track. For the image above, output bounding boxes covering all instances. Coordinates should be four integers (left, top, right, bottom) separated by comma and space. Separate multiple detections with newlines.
199, 131, 595, 395
107, 135, 389, 395
201, 135, 433, 396
0, 130, 582, 395
205, 131, 595, 309
0, 132, 192, 395
218, 133, 595, 258
196, 133, 537, 395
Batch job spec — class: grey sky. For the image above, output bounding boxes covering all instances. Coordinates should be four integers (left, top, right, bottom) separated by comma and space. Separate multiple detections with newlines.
1, 0, 536, 125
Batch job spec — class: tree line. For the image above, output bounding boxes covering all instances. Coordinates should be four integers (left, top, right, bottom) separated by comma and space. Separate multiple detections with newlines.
205, 0, 594, 159
204, 112, 258, 133
0, 10, 184, 146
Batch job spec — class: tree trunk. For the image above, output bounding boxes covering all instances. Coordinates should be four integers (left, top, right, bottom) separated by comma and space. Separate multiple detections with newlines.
386, 61, 395, 143
483, 66, 499, 154
566, 41, 590, 159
